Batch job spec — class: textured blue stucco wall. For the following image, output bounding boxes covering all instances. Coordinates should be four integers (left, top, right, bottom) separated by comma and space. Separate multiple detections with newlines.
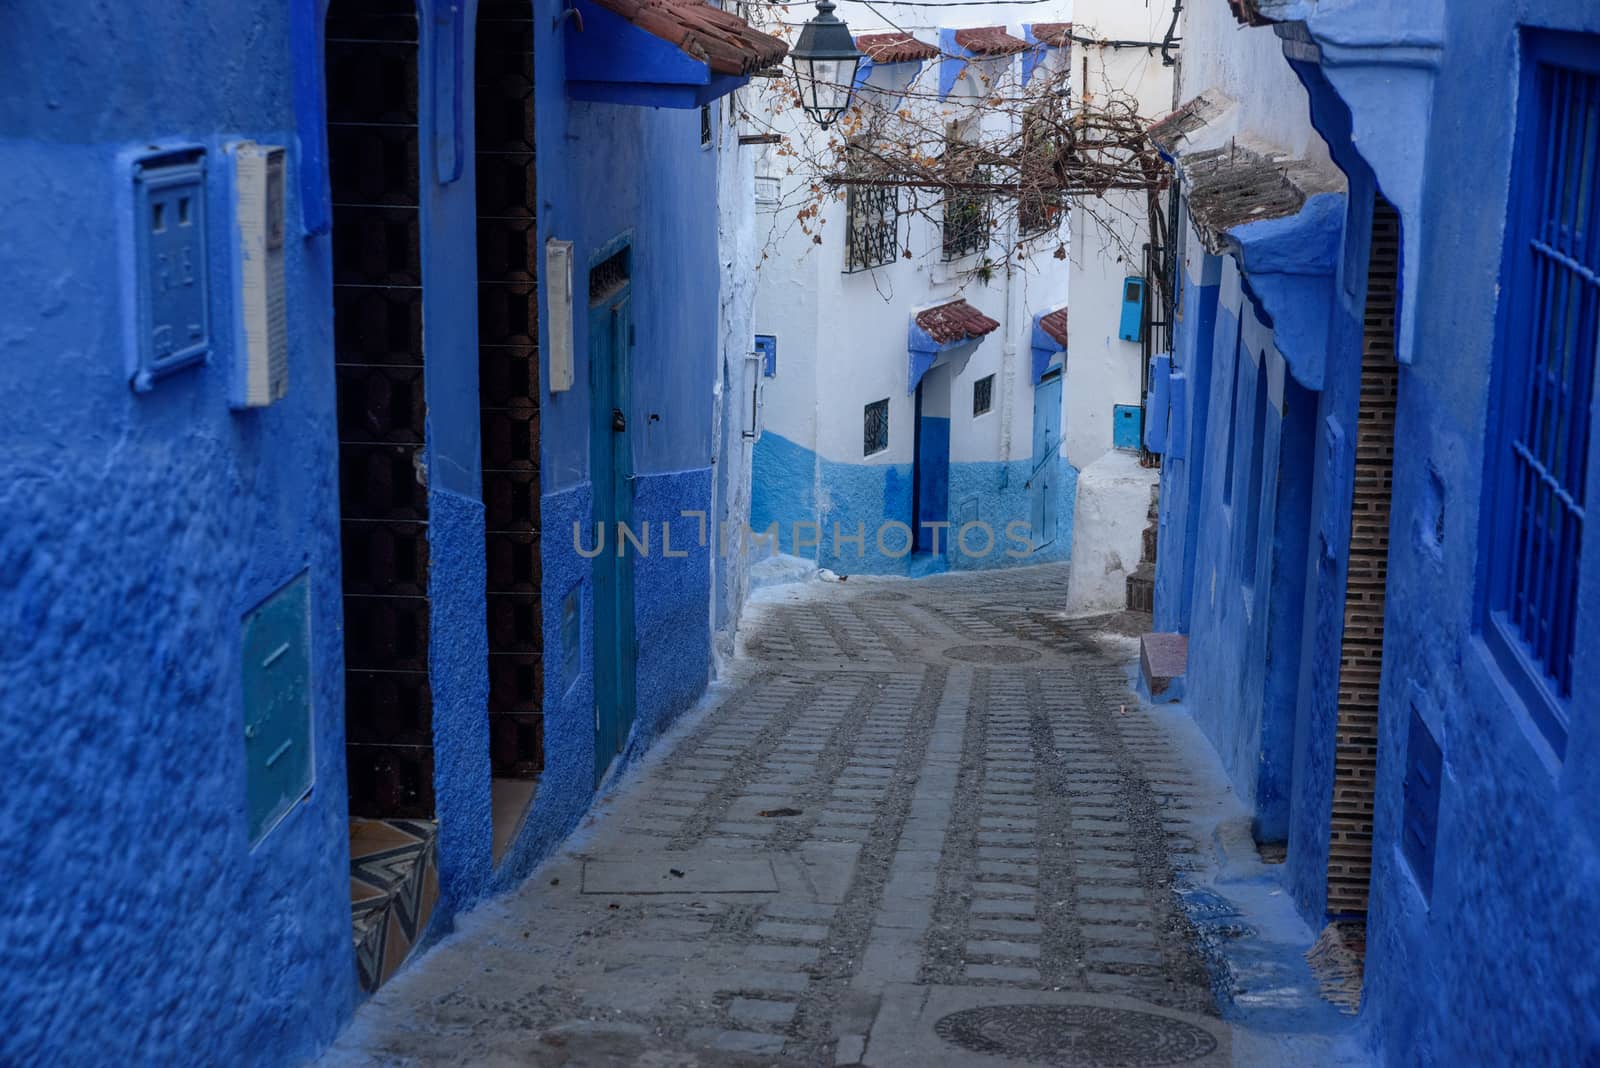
1291, 5, 1600, 1064
624, 468, 714, 760
0, 5, 353, 1065
751, 433, 1075, 574
1154, 258, 1219, 635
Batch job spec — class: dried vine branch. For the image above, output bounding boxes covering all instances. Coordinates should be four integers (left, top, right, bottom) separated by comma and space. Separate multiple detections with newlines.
743, 38, 1173, 277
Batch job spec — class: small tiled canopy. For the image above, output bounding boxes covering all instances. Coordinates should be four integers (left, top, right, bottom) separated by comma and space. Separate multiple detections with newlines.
954, 26, 1028, 57
916, 299, 1001, 344
1029, 22, 1074, 47
1038, 307, 1068, 348
856, 32, 940, 64
590, 0, 788, 75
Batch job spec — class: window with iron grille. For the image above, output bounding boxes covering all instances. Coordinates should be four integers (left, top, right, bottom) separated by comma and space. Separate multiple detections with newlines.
864, 398, 889, 455
1018, 104, 1064, 236
1483, 31, 1599, 754
973, 374, 994, 416
942, 136, 990, 261
845, 183, 899, 272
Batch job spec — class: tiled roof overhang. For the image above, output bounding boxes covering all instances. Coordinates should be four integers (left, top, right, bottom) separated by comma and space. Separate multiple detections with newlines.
856, 32, 939, 64
1029, 22, 1074, 47
916, 299, 1001, 344
589, 0, 788, 75
1155, 92, 1348, 390
954, 26, 1028, 57
1038, 307, 1069, 347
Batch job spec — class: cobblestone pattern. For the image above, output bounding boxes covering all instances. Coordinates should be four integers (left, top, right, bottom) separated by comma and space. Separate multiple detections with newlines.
322, 566, 1218, 1067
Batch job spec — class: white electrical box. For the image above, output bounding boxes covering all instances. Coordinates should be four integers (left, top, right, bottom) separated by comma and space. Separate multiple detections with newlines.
546, 238, 574, 393
228, 141, 288, 409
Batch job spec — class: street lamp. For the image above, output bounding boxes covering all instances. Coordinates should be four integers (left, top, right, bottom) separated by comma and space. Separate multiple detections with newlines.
789, 0, 862, 128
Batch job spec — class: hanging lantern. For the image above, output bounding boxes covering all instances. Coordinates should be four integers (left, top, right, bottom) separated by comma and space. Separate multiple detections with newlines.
789, 0, 863, 128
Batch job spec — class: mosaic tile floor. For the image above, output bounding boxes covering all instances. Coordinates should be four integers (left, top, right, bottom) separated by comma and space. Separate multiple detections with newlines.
350, 818, 439, 993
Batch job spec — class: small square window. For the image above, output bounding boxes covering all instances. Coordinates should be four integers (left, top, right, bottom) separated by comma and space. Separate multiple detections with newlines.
864, 398, 889, 455
700, 103, 714, 147
973, 374, 994, 416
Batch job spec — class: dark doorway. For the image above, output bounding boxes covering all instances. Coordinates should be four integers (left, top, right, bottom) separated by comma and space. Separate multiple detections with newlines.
474, 0, 542, 864
327, 0, 434, 821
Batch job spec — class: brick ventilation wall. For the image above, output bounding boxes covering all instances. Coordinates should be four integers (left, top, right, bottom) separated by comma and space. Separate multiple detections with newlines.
1326, 199, 1401, 916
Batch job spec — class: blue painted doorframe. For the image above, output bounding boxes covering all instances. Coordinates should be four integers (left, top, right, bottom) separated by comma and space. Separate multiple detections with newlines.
1030, 368, 1062, 548
589, 279, 636, 785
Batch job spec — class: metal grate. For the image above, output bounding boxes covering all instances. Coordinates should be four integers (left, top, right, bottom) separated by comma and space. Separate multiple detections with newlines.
476, 0, 544, 781
1485, 37, 1598, 748
943, 183, 990, 260
1326, 196, 1400, 917
973, 373, 993, 415
845, 182, 899, 272
328, 0, 435, 820
864, 398, 889, 455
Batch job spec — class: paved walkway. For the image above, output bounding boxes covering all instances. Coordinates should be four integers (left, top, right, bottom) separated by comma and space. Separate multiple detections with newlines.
323, 565, 1364, 1068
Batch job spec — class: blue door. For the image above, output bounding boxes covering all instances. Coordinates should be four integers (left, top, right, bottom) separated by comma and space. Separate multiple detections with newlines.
589, 286, 635, 785
1029, 369, 1062, 548
913, 383, 950, 553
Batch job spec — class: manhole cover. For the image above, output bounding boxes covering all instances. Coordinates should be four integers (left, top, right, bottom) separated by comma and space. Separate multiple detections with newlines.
942, 644, 1041, 663
934, 1004, 1218, 1066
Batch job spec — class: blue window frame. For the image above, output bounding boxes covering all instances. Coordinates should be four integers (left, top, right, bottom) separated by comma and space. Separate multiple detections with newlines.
1483, 31, 1600, 755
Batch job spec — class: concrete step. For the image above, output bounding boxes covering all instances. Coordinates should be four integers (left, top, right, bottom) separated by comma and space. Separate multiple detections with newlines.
1139, 631, 1188, 703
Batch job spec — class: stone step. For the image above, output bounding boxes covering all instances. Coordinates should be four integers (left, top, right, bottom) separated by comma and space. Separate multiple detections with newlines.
1139, 631, 1188, 703
1141, 524, 1159, 565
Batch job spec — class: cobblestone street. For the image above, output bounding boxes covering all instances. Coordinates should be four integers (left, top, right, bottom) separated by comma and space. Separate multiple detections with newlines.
323, 565, 1360, 1068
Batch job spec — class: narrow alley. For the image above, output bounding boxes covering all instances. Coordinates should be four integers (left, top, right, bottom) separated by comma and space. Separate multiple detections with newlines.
322, 566, 1358, 1067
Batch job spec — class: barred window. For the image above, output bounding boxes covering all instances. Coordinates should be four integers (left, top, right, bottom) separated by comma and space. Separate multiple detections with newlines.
1018, 104, 1064, 235
942, 134, 990, 261
864, 398, 889, 455
1482, 32, 1599, 754
973, 374, 994, 416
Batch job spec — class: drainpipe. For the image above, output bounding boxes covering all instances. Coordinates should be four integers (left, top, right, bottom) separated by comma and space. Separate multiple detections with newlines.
999, 206, 1025, 485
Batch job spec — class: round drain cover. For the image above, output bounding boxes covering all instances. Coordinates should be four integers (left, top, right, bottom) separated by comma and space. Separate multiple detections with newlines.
934, 1004, 1218, 1067
942, 644, 1041, 663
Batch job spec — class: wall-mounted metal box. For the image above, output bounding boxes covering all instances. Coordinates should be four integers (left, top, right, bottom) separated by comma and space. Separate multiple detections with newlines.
1113, 403, 1143, 451
243, 573, 314, 845
226, 141, 289, 409
1118, 275, 1146, 343
128, 146, 211, 391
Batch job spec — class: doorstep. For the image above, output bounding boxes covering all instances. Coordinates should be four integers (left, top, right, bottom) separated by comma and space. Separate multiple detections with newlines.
350, 817, 439, 993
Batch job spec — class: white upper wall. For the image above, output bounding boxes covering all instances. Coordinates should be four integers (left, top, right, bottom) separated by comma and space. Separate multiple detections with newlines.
750, 6, 1074, 469
1176, 1, 1330, 165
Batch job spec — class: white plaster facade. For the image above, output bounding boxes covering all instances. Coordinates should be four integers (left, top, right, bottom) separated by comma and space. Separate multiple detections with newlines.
749, 3, 1077, 571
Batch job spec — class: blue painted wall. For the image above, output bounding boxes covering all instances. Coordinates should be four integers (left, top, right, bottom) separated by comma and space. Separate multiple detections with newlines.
751, 432, 1074, 574
1159, 5, 1600, 1064
0, 5, 352, 1064
1, 0, 732, 1061
1290, 5, 1600, 1064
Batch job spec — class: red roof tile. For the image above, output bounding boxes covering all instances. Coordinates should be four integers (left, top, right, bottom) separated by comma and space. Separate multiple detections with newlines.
916, 299, 1001, 345
1227, 0, 1274, 27
856, 32, 939, 64
954, 26, 1028, 57
1039, 307, 1068, 347
1029, 22, 1074, 47
591, 0, 788, 76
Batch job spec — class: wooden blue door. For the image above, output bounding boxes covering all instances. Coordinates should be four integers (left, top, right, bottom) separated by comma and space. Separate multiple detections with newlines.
913, 384, 951, 553
589, 288, 635, 785
1030, 369, 1062, 548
